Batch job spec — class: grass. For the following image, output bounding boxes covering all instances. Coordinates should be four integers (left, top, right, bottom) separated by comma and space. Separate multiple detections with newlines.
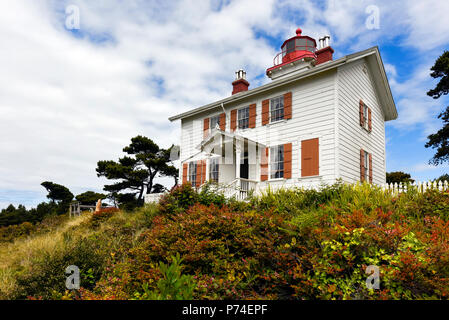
0, 204, 159, 299
0, 213, 90, 299
1, 185, 448, 300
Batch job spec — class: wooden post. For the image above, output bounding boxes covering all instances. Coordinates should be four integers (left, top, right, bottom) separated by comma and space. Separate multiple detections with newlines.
95, 199, 102, 213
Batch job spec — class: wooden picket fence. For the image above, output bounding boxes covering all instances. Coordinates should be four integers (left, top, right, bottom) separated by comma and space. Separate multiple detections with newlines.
382, 181, 449, 194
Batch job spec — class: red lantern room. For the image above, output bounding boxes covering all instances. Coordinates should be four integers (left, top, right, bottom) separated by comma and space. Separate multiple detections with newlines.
266, 28, 334, 80
281, 28, 317, 63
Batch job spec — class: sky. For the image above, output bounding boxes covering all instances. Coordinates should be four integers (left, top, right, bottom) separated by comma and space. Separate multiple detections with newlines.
1, 0, 449, 209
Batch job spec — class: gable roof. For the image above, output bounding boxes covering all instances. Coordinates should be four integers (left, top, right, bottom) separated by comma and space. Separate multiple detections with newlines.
169, 46, 398, 122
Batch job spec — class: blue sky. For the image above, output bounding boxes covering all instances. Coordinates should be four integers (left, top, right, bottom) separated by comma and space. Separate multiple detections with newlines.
1, 0, 449, 209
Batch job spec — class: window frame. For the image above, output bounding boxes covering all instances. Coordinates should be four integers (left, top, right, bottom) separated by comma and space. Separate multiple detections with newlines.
210, 115, 221, 130
188, 162, 197, 186
270, 95, 284, 123
270, 145, 284, 179
237, 106, 250, 130
363, 104, 369, 129
364, 150, 370, 182
361, 102, 370, 132
209, 158, 219, 183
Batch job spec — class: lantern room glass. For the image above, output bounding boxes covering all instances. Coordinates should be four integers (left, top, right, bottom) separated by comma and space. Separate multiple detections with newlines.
282, 38, 316, 57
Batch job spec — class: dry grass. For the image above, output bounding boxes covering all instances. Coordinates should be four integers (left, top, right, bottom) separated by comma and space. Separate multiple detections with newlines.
0, 213, 91, 299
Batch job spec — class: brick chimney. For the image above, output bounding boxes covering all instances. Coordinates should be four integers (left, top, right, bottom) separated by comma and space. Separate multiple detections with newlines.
232, 69, 249, 95
316, 35, 334, 65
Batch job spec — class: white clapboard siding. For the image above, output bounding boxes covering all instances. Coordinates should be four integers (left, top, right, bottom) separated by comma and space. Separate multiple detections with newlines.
180, 70, 338, 187
337, 59, 386, 185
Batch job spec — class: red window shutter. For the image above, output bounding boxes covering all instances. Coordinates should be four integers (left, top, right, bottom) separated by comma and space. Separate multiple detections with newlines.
284, 143, 292, 179
260, 148, 269, 181
368, 107, 372, 132
359, 100, 364, 127
182, 163, 188, 184
284, 92, 292, 120
360, 149, 365, 182
201, 160, 207, 184
230, 110, 237, 132
369, 153, 373, 183
301, 138, 319, 177
262, 99, 269, 125
203, 118, 209, 139
219, 113, 226, 131
249, 104, 256, 128
195, 161, 201, 188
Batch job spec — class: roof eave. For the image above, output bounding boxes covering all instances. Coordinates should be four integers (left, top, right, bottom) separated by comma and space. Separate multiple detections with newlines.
168, 57, 347, 122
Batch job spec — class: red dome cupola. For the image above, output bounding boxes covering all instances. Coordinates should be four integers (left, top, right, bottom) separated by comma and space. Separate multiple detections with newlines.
267, 28, 334, 80
280, 28, 317, 63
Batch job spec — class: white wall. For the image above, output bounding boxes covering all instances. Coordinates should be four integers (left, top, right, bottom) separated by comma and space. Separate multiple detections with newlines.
179, 70, 338, 188
337, 59, 386, 185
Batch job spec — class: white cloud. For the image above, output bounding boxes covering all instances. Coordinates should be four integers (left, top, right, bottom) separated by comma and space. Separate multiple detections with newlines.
0, 0, 280, 208
1, 0, 449, 208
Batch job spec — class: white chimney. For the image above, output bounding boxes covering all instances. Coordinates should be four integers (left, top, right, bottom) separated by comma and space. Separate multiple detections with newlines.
324, 35, 331, 48
235, 69, 246, 80
319, 37, 324, 49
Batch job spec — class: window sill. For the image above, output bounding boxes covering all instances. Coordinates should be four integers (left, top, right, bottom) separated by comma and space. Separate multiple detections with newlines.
236, 127, 250, 133
297, 175, 322, 180
267, 178, 286, 182
361, 125, 371, 133
267, 119, 287, 126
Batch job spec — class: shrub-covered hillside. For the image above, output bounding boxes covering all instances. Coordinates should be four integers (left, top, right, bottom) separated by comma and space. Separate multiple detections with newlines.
1, 182, 449, 300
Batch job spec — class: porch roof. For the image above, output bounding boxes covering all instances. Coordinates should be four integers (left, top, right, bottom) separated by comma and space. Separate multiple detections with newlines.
197, 128, 266, 157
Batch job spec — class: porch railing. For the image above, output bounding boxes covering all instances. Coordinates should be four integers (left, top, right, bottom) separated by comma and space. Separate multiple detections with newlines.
224, 178, 258, 200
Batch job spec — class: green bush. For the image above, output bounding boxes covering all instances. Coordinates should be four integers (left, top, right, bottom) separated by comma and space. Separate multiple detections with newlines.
134, 253, 195, 300
158, 183, 198, 215
197, 182, 226, 208
15, 236, 107, 299
252, 181, 347, 216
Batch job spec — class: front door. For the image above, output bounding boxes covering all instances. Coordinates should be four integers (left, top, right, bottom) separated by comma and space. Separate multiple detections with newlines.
240, 152, 249, 179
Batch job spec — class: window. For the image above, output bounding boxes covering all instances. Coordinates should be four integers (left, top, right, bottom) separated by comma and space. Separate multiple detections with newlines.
360, 101, 371, 132
364, 150, 370, 182
237, 107, 249, 130
188, 162, 197, 186
270, 145, 284, 179
270, 96, 284, 122
286, 39, 295, 54
282, 38, 316, 56
210, 115, 220, 130
209, 158, 219, 183
363, 104, 369, 129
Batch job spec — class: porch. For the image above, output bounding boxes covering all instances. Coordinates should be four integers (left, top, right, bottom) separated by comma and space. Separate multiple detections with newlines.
184, 129, 266, 199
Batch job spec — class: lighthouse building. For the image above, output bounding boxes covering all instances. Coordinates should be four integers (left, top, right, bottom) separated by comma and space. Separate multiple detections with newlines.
166, 28, 397, 198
